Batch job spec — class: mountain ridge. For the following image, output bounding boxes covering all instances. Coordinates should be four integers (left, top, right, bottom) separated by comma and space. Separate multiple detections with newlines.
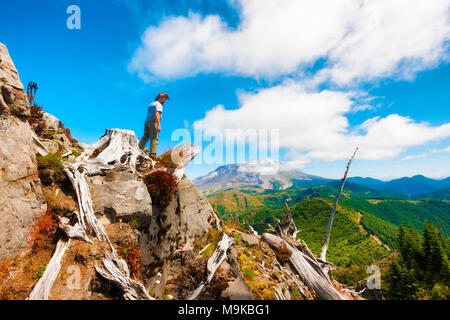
193, 159, 330, 194
194, 161, 450, 196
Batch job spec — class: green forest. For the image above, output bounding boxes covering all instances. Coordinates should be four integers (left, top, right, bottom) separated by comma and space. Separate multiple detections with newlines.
206, 182, 450, 299
384, 222, 450, 299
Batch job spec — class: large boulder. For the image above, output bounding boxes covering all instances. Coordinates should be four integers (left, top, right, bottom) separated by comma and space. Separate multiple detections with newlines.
140, 178, 221, 266
41, 112, 63, 131
0, 42, 46, 259
137, 177, 227, 299
87, 166, 152, 224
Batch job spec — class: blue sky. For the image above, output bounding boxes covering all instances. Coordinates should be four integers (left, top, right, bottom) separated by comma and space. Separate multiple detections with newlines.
1, 0, 449, 180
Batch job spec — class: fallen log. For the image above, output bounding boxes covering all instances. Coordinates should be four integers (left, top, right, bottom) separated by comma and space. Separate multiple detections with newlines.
262, 233, 346, 300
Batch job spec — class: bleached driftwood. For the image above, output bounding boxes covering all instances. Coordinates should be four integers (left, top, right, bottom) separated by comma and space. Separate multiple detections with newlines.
94, 251, 153, 300
31, 130, 49, 156
171, 143, 201, 181
262, 233, 345, 300
28, 129, 156, 300
77, 128, 149, 171
244, 222, 258, 236
187, 234, 234, 300
277, 199, 299, 238
64, 164, 109, 241
273, 286, 286, 300
277, 263, 313, 299
28, 239, 71, 300
260, 199, 346, 300
58, 216, 93, 244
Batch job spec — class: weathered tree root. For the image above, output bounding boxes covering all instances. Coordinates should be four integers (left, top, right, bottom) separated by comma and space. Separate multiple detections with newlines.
187, 234, 234, 300
58, 216, 93, 244
64, 164, 109, 241
28, 239, 71, 300
28, 129, 155, 300
77, 128, 148, 170
94, 251, 154, 300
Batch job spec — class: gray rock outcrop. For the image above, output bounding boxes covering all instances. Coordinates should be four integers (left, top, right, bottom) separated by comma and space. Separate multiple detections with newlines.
141, 178, 221, 266
0, 43, 29, 117
0, 42, 46, 259
87, 166, 152, 223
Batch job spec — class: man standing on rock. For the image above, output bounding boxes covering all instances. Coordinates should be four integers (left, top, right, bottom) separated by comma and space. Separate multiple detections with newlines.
139, 92, 169, 156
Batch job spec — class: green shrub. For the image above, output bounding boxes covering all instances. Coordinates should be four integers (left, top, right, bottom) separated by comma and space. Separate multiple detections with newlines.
37, 153, 64, 173
201, 244, 214, 259
290, 287, 303, 300
33, 263, 47, 280
234, 232, 242, 245
242, 265, 255, 280
72, 150, 82, 157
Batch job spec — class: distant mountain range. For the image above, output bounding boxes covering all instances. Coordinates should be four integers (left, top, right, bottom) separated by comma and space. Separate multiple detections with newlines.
348, 175, 450, 195
193, 159, 330, 194
193, 160, 450, 197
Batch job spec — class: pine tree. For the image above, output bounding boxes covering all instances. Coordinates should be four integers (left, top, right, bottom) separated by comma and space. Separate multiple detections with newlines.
385, 221, 450, 299
386, 260, 418, 299
422, 221, 449, 287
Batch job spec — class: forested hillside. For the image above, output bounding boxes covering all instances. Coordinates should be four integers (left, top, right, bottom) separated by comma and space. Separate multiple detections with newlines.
208, 185, 449, 247
210, 193, 391, 267
342, 198, 450, 248
207, 183, 449, 267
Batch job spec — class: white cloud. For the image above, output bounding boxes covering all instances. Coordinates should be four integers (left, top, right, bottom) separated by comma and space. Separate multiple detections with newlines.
128, 0, 450, 168
129, 0, 449, 84
193, 82, 450, 166
401, 146, 450, 161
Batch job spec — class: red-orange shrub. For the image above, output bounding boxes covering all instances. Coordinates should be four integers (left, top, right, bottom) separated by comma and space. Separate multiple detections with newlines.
156, 150, 179, 170
26, 105, 43, 125
118, 244, 142, 279
29, 209, 58, 250
27, 105, 46, 134
0, 262, 11, 281
274, 243, 292, 264
0, 287, 17, 300
143, 170, 179, 208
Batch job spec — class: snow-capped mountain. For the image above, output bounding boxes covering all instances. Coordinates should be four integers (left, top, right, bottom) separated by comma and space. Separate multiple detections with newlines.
193, 159, 329, 194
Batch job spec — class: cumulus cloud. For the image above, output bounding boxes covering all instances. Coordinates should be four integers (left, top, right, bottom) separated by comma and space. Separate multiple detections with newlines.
193, 82, 450, 166
129, 0, 449, 84
128, 0, 450, 167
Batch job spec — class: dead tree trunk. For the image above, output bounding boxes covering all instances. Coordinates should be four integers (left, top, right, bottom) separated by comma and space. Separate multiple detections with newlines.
28, 129, 160, 300
262, 233, 346, 300
261, 199, 347, 300
320, 147, 358, 262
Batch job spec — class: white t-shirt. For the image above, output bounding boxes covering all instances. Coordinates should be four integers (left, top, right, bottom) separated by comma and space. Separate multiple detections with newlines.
145, 101, 163, 123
